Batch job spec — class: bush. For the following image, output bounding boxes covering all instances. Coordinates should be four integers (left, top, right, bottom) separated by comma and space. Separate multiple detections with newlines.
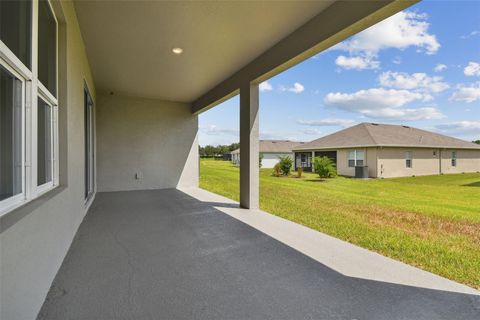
272, 163, 282, 177
259, 153, 263, 168
313, 156, 337, 178
278, 156, 293, 176
297, 167, 303, 178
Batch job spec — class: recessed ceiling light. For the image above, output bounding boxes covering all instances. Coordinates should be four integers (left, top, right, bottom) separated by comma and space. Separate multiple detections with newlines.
172, 47, 183, 55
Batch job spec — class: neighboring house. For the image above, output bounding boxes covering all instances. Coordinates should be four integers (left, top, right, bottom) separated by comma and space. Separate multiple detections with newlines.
231, 140, 305, 168
293, 123, 480, 178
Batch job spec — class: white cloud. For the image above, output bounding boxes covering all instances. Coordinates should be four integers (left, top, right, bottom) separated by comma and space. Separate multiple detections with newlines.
436, 121, 480, 135
300, 128, 323, 135
324, 88, 444, 121
378, 71, 449, 93
434, 64, 447, 72
464, 62, 480, 77
333, 11, 439, 56
297, 118, 355, 127
200, 125, 238, 136
259, 81, 273, 92
450, 82, 480, 103
280, 82, 305, 94
460, 30, 480, 39
335, 55, 379, 70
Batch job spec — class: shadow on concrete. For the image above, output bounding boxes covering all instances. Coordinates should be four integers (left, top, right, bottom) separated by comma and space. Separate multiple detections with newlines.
38, 189, 480, 320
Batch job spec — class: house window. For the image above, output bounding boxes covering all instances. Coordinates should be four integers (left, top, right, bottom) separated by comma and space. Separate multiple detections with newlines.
37, 97, 53, 186
451, 151, 457, 167
0, 0, 32, 69
38, 0, 57, 96
348, 150, 364, 167
0, 64, 24, 204
84, 87, 95, 200
0, 0, 59, 215
405, 151, 412, 168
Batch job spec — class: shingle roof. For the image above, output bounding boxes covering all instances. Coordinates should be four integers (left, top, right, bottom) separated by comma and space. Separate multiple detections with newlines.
231, 140, 305, 154
294, 123, 480, 151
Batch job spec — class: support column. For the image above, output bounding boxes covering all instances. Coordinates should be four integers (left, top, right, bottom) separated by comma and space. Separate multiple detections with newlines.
239, 83, 259, 209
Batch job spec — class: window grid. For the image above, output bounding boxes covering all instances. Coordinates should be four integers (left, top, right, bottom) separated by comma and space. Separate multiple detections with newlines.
0, 0, 59, 215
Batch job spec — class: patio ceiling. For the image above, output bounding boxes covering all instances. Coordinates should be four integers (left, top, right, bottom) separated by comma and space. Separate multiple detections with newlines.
73, 1, 416, 109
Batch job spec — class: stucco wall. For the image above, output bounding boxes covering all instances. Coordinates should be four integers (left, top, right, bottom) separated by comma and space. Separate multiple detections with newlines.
440, 149, 480, 175
96, 94, 198, 192
261, 152, 293, 168
378, 147, 441, 178
0, 2, 96, 319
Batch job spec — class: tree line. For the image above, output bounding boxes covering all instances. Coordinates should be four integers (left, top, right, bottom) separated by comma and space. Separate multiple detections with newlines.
199, 142, 240, 157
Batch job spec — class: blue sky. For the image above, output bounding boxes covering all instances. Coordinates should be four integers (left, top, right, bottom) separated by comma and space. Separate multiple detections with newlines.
199, 0, 480, 146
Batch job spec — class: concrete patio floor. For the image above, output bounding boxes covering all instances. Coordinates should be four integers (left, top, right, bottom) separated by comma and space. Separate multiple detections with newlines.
38, 188, 480, 320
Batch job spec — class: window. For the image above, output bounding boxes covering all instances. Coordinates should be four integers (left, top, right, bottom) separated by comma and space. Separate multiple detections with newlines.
0, 0, 59, 214
348, 150, 364, 167
0, 0, 32, 69
38, 0, 57, 96
84, 87, 95, 200
405, 151, 412, 168
451, 151, 457, 167
37, 97, 53, 186
0, 64, 24, 204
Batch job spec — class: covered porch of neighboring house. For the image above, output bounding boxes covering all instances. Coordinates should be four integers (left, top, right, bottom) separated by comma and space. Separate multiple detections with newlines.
2, 1, 479, 320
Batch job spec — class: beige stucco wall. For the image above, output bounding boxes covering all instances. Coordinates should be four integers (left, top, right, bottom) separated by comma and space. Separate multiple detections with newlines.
96, 94, 199, 192
378, 147, 480, 178
0, 2, 96, 319
440, 149, 480, 175
378, 147, 440, 178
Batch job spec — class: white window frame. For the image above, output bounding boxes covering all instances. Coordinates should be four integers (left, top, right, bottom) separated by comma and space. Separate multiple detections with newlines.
405, 151, 412, 168
348, 149, 364, 167
0, 0, 59, 216
0, 60, 27, 212
451, 151, 457, 167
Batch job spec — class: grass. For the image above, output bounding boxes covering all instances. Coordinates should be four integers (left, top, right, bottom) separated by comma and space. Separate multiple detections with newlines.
199, 159, 480, 289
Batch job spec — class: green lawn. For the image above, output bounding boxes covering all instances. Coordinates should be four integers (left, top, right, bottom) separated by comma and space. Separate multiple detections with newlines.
199, 159, 480, 289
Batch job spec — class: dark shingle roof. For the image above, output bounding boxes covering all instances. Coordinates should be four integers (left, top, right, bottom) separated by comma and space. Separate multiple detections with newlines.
294, 123, 480, 151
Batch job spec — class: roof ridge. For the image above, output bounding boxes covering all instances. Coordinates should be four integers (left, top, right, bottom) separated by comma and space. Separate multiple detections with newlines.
361, 123, 379, 145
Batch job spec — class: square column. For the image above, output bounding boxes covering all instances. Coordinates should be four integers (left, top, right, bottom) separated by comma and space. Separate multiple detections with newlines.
239, 83, 259, 209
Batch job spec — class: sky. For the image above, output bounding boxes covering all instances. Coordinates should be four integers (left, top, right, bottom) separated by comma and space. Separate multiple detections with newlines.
199, 0, 480, 147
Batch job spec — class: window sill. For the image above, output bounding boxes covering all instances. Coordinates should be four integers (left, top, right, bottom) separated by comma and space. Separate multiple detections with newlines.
0, 185, 66, 233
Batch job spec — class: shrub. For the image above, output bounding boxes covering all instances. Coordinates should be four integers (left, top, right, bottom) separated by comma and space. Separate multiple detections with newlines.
313, 156, 337, 178
297, 167, 303, 178
278, 156, 293, 176
259, 153, 263, 168
272, 163, 282, 177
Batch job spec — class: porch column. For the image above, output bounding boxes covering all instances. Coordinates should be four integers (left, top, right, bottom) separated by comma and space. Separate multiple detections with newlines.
239, 83, 259, 209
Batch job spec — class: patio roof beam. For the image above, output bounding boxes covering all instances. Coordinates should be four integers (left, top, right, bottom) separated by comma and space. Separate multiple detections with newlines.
191, 0, 418, 114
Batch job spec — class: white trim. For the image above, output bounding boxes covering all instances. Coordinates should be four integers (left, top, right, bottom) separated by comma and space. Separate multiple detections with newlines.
0, 0, 60, 217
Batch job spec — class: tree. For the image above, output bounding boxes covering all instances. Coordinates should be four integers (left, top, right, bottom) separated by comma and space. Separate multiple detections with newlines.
278, 156, 293, 176
259, 153, 264, 168
473, 140, 480, 145
313, 156, 337, 178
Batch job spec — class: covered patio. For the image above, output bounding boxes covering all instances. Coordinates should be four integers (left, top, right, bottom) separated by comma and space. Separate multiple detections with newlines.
38, 188, 479, 320
2, 1, 479, 319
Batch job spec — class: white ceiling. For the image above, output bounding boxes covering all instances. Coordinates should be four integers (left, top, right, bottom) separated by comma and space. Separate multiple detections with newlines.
73, 0, 334, 102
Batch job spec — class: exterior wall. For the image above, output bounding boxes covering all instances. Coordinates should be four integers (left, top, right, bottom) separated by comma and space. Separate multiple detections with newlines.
366, 147, 378, 178
440, 149, 480, 175
96, 94, 198, 192
232, 152, 240, 165
261, 152, 293, 168
378, 147, 440, 178
0, 2, 96, 319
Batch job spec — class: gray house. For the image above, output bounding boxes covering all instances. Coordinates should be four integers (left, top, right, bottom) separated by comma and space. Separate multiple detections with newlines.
293, 123, 480, 178
231, 140, 305, 168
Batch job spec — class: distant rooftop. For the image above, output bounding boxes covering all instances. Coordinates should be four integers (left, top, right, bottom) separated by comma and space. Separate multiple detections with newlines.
232, 140, 305, 154
294, 123, 480, 151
